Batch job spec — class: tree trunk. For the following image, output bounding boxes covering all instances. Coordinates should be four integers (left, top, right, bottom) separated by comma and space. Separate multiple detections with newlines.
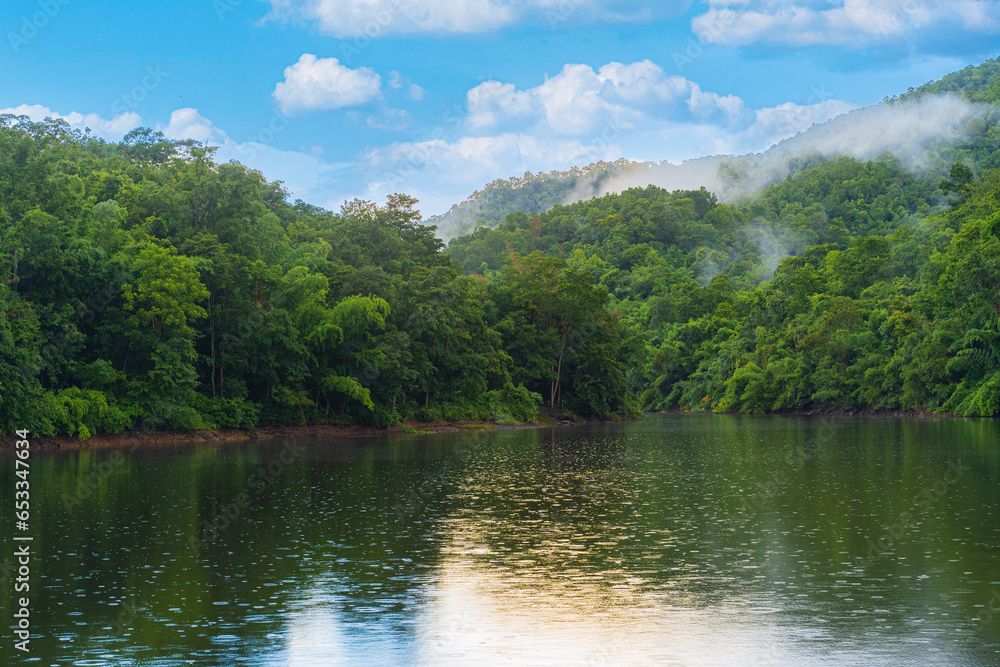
550, 336, 567, 410
220, 304, 228, 397
209, 296, 216, 398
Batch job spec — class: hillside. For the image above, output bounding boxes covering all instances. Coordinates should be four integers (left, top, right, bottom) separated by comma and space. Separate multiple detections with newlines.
427, 159, 643, 240
0, 119, 639, 437
434, 57, 1000, 241
4, 57, 1000, 440
444, 56, 1000, 417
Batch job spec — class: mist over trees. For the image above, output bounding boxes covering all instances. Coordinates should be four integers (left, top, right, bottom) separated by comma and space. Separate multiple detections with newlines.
5, 58, 1000, 438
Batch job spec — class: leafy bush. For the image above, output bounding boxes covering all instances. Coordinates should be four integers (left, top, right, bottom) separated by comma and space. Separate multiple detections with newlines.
487, 382, 542, 423
42, 388, 131, 439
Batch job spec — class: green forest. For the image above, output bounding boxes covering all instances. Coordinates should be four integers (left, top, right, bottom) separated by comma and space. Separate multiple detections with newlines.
5, 59, 1000, 438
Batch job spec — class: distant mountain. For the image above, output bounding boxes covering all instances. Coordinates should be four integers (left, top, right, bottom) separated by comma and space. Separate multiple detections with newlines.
427, 159, 644, 240
433, 56, 1000, 243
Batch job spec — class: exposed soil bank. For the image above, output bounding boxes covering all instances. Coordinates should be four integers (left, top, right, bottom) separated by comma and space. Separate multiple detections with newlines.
0, 410, 613, 452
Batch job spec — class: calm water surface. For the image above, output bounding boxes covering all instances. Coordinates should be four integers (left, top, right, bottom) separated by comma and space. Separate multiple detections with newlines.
2, 415, 999, 666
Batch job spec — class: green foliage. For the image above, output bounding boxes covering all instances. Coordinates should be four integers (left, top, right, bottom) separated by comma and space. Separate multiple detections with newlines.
323, 375, 375, 412
41, 388, 130, 439
487, 382, 542, 424
429, 159, 641, 238
0, 116, 632, 438
9, 56, 1000, 438
123, 244, 209, 340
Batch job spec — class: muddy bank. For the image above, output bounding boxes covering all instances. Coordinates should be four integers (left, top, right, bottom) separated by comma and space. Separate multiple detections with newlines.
0, 410, 611, 452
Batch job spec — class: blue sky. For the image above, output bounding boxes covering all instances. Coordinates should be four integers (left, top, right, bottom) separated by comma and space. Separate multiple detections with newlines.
2, 0, 998, 216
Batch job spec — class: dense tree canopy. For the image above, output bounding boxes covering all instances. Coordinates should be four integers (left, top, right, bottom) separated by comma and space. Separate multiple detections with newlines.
7, 58, 1000, 438
0, 114, 634, 437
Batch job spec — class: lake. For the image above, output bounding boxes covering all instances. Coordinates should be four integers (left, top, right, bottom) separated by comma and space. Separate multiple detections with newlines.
2, 414, 999, 666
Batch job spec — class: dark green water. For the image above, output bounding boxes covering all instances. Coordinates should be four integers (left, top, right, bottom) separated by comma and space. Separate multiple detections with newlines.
2, 414, 999, 666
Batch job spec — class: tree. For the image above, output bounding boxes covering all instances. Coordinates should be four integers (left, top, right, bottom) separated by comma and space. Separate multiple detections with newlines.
123, 244, 209, 342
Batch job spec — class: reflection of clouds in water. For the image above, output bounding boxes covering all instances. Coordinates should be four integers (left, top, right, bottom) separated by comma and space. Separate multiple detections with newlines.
283, 607, 348, 666
414, 520, 787, 666
253, 420, 989, 667
398, 429, 970, 667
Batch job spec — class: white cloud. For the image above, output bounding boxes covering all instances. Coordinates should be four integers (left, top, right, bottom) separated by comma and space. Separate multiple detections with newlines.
692, 0, 1000, 47
264, 0, 691, 37
466, 81, 536, 129
273, 54, 381, 114
353, 59, 856, 215
710, 98, 860, 154
466, 60, 753, 136
158, 108, 229, 144
0, 104, 141, 141
362, 132, 619, 195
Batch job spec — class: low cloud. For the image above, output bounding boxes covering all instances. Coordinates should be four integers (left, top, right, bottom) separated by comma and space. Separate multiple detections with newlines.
590, 94, 986, 204
363, 132, 620, 195
273, 54, 381, 114
0, 104, 141, 141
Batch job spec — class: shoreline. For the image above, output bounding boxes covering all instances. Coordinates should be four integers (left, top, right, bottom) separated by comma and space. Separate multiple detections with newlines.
657, 406, 962, 419
0, 412, 608, 452
0, 406, 973, 453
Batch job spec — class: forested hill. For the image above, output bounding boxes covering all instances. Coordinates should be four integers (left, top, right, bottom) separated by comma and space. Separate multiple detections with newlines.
5, 57, 1000, 440
427, 159, 642, 240
896, 57, 1000, 103
448, 156, 1000, 416
442, 56, 1000, 419
434, 56, 1000, 241
0, 119, 635, 437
